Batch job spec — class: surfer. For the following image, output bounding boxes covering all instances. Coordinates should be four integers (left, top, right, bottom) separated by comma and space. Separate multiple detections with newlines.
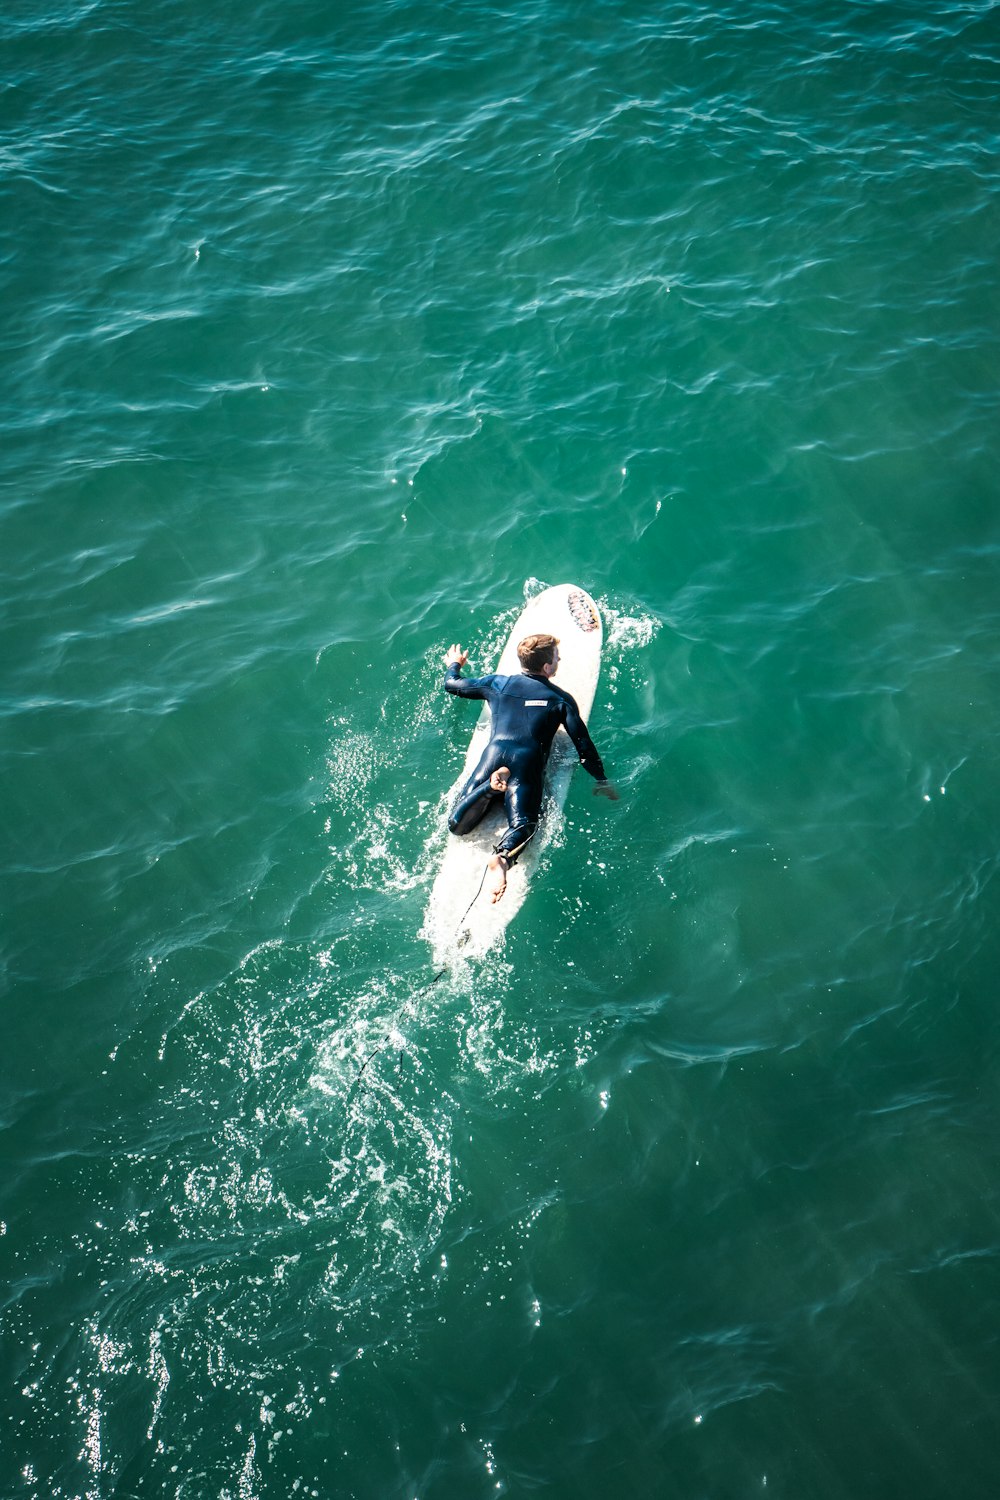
443, 633, 618, 903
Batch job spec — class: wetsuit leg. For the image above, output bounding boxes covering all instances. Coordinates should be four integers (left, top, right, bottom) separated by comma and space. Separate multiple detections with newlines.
447, 742, 545, 862
447, 745, 509, 837
448, 778, 500, 836
494, 760, 544, 864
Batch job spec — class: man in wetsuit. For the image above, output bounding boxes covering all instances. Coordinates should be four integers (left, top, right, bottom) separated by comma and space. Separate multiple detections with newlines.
443, 632, 618, 904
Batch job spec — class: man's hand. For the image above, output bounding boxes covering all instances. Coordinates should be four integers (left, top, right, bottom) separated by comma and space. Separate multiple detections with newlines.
593, 780, 620, 801
444, 643, 468, 668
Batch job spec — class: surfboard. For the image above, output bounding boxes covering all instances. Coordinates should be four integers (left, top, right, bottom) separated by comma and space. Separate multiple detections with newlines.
422, 583, 604, 963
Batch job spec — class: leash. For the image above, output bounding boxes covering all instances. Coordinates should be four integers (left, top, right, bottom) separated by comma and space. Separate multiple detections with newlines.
455, 857, 492, 937
353, 963, 449, 1084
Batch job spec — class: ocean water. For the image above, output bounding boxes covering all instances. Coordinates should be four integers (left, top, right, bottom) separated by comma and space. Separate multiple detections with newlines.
3, 0, 999, 1495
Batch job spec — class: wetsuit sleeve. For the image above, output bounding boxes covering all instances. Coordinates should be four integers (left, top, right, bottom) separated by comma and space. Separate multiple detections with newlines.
562, 696, 607, 781
443, 664, 494, 699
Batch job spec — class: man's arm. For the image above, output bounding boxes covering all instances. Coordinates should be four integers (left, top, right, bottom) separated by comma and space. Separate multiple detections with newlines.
562, 696, 620, 800
442, 643, 492, 699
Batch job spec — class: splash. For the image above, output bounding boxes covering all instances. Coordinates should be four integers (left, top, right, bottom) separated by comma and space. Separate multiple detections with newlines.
599, 596, 662, 653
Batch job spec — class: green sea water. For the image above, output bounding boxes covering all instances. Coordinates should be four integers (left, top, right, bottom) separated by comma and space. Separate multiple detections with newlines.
3, 1, 1000, 1495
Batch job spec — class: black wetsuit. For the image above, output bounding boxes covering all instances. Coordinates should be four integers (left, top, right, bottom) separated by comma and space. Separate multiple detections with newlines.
444, 664, 607, 863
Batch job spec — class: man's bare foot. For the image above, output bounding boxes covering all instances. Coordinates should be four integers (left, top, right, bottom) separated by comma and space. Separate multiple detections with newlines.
487, 853, 509, 903
489, 766, 510, 793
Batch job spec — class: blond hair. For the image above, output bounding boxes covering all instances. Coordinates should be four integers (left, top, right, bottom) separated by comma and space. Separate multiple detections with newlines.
517, 633, 559, 672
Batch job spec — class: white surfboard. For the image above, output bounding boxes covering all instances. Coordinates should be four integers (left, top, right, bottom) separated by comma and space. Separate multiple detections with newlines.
422, 583, 603, 964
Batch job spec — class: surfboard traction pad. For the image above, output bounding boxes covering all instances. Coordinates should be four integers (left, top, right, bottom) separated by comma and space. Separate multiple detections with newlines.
422, 585, 603, 964
567, 588, 600, 632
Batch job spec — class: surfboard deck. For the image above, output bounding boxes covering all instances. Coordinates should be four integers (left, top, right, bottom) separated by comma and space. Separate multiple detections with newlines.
421, 584, 603, 964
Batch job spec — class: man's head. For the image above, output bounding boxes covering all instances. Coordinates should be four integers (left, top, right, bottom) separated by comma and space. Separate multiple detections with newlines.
517, 633, 560, 675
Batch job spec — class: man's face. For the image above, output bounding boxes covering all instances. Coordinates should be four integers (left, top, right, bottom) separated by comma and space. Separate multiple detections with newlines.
546, 646, 560, 675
